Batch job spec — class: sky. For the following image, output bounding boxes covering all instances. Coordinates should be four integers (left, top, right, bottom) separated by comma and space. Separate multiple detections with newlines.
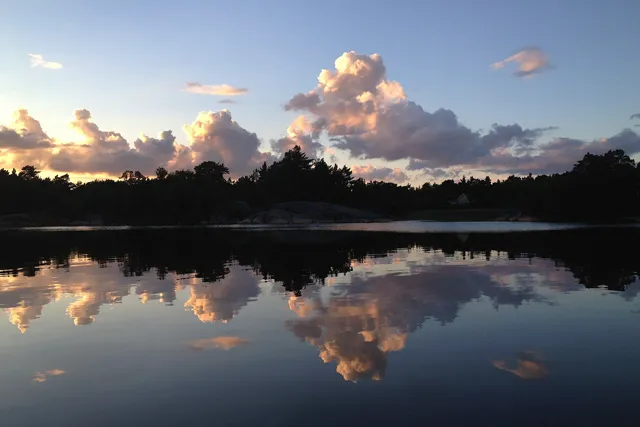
1, 0, 639, 184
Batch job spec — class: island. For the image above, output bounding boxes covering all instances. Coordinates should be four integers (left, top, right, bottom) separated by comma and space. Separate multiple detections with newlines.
0, 146, 638, 227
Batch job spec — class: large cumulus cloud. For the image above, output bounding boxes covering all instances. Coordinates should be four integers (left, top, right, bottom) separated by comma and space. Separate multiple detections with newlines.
3, 51, 639, 180
0, 109, 55, 170
284, 51, 640, 176
49, 109, 179, 175
0, 108, 272, 178
184, 110, 274, 175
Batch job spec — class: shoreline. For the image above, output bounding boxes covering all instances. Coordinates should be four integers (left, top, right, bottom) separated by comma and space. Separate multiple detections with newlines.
2, 206, 638, 229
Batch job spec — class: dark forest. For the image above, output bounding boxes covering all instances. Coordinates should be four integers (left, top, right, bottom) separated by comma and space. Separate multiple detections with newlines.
1, 146, 639, 225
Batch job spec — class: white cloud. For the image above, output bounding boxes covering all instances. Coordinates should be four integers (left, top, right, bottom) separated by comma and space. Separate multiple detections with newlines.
284, 50, 639, 176
183, 110, 273, 176
185, 82, 248, 96
28, 54, 63, 70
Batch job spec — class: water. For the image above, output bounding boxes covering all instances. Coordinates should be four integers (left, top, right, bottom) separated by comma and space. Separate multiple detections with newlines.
1, 224, 639, 426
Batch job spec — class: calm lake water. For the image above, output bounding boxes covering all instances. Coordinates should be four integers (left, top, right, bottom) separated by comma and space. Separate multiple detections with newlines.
1, 224, 639, 426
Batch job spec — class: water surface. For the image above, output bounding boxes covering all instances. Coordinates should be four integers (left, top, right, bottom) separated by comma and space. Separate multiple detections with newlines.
1, 227, 639, 426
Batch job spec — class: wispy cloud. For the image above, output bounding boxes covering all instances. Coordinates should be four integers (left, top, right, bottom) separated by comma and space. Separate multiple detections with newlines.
187, 336, 250, 351
491, 47, 552, 78
33, 369, 66, 383
631, 114, 640, 120
185, 82, 248, 96
28, 54, 63, 70
493, 351, 547, 379
218, 99, 236, 104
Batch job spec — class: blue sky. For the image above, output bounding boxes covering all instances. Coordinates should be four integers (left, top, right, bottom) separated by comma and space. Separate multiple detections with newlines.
1, 0, 639, 182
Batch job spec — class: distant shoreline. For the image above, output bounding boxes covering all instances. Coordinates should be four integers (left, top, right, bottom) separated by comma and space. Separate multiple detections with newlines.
2, 206, 638, 229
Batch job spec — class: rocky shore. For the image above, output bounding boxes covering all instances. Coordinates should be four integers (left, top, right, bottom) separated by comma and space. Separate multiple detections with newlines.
235, 202, 384, 225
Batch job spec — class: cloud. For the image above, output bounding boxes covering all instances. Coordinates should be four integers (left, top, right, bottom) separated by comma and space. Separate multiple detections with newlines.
185, 82, 248, 96
187, 336, 250, 351
28, 54, 63, 70
49, 110, 179, 175
631, 114, 640, 120
0, 257, 251, 333
33, 369, 66, 383
284, 51, 639, 176
477, 129, 640, 175
219, 99, 236, 104
0, 109, 55, 170
6, 293, 52, 333
407, 161, 453, 178
183, 110, 274, 176
0, 109, 53, 149
287, 264, 542, 381
351, 165, 408, 183
493, 351, 548, 379
184, 265, 261, 323
271, 115, 324, 157
3, 51, 638, 180
0, 108, 274, 179
491, 47, 552, 78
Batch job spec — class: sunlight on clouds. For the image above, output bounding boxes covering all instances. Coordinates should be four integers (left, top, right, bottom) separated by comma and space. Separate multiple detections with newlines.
2, 49, 640, 182
184, 82, 248, 96
493, 351, 548, 379
491, 47, 551, 78
351, 164, 408, 184
283, 50, 589, 176
183, 110, 274, 176
271, 115, 324, 157
183, 266, 261, 323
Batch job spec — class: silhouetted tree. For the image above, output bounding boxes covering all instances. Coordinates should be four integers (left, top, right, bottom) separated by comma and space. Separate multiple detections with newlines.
1, 147, 639, 225
194, 161, 229, 181
18, 165, 40, 181
155, 167, 168, 180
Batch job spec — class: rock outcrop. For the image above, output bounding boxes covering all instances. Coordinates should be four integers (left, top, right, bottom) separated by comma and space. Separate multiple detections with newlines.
240, 201, 384, 225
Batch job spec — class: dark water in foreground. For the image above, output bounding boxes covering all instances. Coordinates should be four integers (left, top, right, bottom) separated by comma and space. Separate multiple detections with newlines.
1, 225, 640, 426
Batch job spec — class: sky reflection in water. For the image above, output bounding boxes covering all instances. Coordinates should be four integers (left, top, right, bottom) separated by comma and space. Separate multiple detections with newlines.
1, 227, 639, 427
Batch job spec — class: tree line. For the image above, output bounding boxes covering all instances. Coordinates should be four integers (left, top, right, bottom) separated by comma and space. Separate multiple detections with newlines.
1, 146, 639, 224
